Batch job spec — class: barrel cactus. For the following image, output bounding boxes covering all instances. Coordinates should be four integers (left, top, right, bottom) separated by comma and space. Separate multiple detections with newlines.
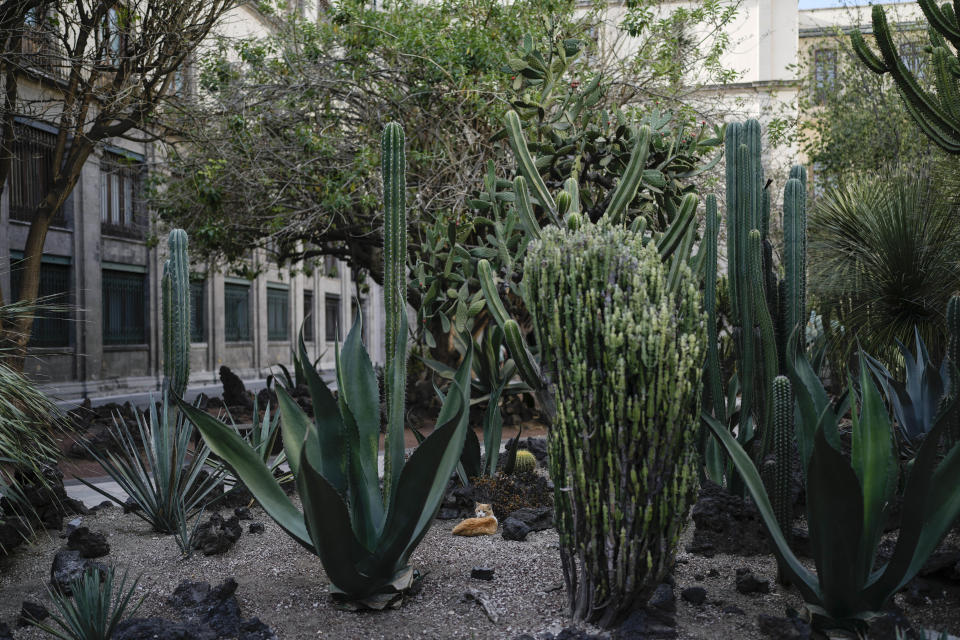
523, 222, 705, 627
512, 449, 536, 475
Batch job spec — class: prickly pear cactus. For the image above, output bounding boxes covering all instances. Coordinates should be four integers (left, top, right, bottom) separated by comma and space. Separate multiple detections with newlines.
523, 221, 705, 627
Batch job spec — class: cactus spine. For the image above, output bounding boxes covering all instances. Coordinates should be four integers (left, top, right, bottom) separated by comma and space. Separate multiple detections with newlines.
772, 375, 793, 545
382, 122, 407, 507
162, 229, 191, 399
512, 449, 536, 474
524, 222, 705, 627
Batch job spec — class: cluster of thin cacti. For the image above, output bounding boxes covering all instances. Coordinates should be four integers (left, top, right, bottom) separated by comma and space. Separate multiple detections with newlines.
161, 229, 191, 399
701, 120, 808, 534
523, 222, 705, 627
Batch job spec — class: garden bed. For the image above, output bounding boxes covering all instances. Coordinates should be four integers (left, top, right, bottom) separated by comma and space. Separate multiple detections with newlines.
4, 499, 957, 639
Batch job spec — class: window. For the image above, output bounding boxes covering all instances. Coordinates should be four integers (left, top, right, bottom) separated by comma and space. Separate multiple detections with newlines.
323, 255, 338, 278
303, 290, 314, 342
9, 255, 71, 348
324, 294, 341, 342
102, 268, 147, 345
267, 285, 290, 341
190, 278, 205, 343
224, 283, 251, 342
100, 152, 143, 235
813, 48, 837, 104
8, 124, 65, 225
101, 5, 126, 63
900, 41, 926, 79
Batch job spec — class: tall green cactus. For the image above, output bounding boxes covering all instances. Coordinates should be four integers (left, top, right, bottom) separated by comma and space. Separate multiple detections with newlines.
851, 1, 960, 154
162, 229, 191, 399
524, 221, 704, 627
772, 374, 793, 581
381, 122, 407, 506
946, 295, 960, 446
703, 119, 808, 483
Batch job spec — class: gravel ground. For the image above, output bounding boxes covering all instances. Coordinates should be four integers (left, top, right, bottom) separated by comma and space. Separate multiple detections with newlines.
1, 505, 958, 639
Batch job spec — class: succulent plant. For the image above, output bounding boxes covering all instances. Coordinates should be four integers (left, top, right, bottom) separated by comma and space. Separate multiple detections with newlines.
161, 229, 190, 399
182, 123, 474, 609
512, 449, 536, 475
524, 221, 704, 627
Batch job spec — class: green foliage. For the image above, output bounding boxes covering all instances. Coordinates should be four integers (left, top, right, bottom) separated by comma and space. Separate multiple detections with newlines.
866, 329, 949, 457
702, 120, 808, 488
182, 124, 475, 608
512, 449, 537, 475
78, 397, 224, 534
33, 567, 142, 640
706, 350, 960, 631
162, 229, 191, 399
524, 222, 704, 626
809, 171, 960, 371
852, 0, 960, 154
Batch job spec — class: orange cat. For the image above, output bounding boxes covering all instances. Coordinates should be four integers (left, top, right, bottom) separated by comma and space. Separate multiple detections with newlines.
452, 503, 498, 536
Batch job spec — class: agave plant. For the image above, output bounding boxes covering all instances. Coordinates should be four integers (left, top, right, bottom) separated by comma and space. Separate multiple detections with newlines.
180, 122, 474, 609
78, 397, 225, 534
32, 566, 143, 640
865, 328, 949, 456
704, 344, 960, 631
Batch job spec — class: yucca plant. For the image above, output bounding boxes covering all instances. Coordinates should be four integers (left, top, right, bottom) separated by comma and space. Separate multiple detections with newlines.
78, 398, 224, 534
809, 170, 960, 374
180, 122, 474, 609
704, 345, 960, 631
31, 566, 143, 640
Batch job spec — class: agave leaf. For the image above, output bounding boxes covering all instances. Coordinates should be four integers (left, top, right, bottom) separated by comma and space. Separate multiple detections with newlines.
850, 356, 898, 577
339, 400, 385, 551
806, 419, 867, 618
339, 314, 381, 476
377, 346, 473, 568
786, 327, 836, 475
384, 309, 410, 510
482, 383, 505, 476
866, 392, 960, 599
461, 426, 482, 480
178, 400, 312, 549
296, 445, 373, 597
296, 334, 349, 493
703, 412, 821, 603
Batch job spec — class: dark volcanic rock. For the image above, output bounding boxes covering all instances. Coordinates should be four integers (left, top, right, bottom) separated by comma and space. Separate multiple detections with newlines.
166, 578, 276, 639
67, 527, 109, 558
680, 586, 707, 605
649, 583, 676, 616
505, 506, 553, 532
233, 507, 252, 521
50, 549, 107, 595
17, 600, 49, 627
688, 481, 769, 557
867, 609, 923, 640
0, 622, 12, 640
220, 366, 252, 409
248, 522, 265, 535
501, 436, 548, 464
735, 567, 770, 595
614, 608, 677, 639
501, 516, 531, 541
757, 613, 811, 640
0, 516, 31, 557
471, 567, 494, 580
193, 514, 242, 556
115, 617, 216, 640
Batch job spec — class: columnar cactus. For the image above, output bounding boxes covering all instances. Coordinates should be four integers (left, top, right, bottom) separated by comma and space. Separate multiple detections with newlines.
523, 222, 705, 627
772, 375, 793, 562
946, 295, 960, 445
162, 229, 191, 399
382, 122, 407, 507
704, 119, 808, 472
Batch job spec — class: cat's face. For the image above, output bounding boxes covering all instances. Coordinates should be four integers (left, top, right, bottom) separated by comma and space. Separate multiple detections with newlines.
474, 503, 493, 518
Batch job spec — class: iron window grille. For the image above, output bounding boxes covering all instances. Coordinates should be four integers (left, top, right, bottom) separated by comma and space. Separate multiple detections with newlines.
8, 124, 66, 226
303, 290, 314, 342
324, 294, 341, 342
102, 268, 147, 345
267, 285, 290, 341
9, 256, 71, 348
190, 278, 205, 343
224, 283, 251, 342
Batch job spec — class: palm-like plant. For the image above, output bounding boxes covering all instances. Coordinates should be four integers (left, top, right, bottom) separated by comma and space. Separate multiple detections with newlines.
809, 171, 960, 372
